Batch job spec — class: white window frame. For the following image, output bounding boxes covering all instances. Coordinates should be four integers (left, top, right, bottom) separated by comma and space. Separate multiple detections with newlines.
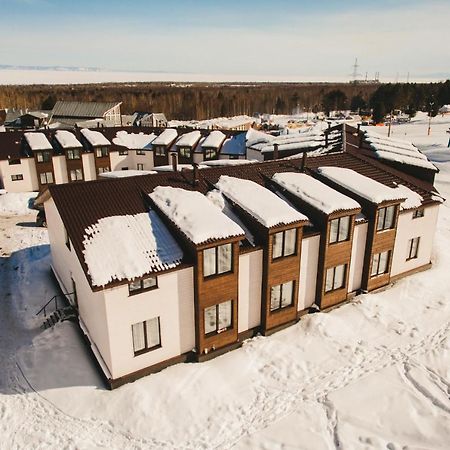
70, 168, 83, 181
128, 276, 158, 295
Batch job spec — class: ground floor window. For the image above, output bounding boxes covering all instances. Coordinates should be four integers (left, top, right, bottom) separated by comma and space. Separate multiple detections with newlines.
40, 171, 53, 185
204, 300, 232, 335
270, 280, 295, 311
70, 169, 83, 181
132, 317, 161, 355
11, 174, 23, 181
325, 264, 347, 292
137, 163, 144, 170
98, 166, 110, 174
407, 237, 420, 260
371, 251, 391, 277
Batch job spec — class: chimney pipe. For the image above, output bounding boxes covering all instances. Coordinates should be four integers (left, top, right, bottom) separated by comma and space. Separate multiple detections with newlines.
171, 152, 178, 172
342, 123, 347, 151
273, 143, 279, 160
192, 163, 199, 186
301, 151, 307, 172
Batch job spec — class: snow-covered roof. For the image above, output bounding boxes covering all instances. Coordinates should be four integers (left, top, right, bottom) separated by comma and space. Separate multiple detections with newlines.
393, 184, 423, 210
152, 128, 178, 146
364, 130, 437, 171
24, 132, 53, 151
82, 211, 184, 287
80, 128, 111, 147
272, 172, 360, 215
55, 130, 83, 149
112, 130, 156, 150
153, 164, 194, 172
99, 170, 157, 179
149, 186, 245, 244
317, 167, 408, 204
200, 159, 257, 167
176, 130, 201, 148
202, 130, 226, 148
216, 175, 307, 228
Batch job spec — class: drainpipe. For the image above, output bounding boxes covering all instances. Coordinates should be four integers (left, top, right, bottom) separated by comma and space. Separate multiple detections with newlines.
171, 152, 178, 172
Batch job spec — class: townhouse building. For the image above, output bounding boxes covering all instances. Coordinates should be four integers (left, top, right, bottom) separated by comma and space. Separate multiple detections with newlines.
44, 148, 442, 388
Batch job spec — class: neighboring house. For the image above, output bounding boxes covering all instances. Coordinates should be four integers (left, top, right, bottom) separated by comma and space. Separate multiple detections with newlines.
138, 113, 168, 128
44, 149, 442, 388
49, 101, 122, 127
5, 111, 50, 129
438, 105, 450, 115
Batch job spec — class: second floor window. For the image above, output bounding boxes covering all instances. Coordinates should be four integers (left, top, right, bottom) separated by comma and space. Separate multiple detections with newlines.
413, 208, 424, 219
96, 147, 109, 158
371, 251, 390, 277
36, 151, 51, 163
128, 276, 158, 295
179, 147, 192, 158
132, 317, 161, 355
67, 148, 81, 160
8, 158, 21, 165
70, 169, 83, 181
407, 237, 420, 260
154, 146, 165, 156
377, 206, 396, 231
272, 228, 297, 259
204, 300, 232, 335
40, 171, 53, 185
204, 148, 217, 160
325, 264, 347, 292
136, 150, 145, 156
329, 216, 351, 244
203, 243, 232, 277
119, 149, 128, 156
11, 174, 23, 181
270, 280, 295, 311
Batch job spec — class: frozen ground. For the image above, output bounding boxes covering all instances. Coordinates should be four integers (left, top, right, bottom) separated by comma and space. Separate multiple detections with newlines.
0, 114, 449, 449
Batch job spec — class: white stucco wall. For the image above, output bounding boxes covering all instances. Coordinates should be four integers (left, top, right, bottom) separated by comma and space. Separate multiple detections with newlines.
0, 158, 38, 192
134, 151, 155, 170
348, 222, 368, 293
391, 204, 440, 277
246, 148, 263, 162
238, 250, 263, 333
103, 267, 195, 379
82, 153, 97, 181
298, 234, 320, 311
52, 155, 68, 184
109, 151, 130, 171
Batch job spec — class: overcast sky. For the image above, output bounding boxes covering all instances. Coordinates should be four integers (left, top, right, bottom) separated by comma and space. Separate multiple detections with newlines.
1, 0, 449, 82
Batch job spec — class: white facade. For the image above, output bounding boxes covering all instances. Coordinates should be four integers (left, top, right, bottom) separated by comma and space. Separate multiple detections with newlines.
0, 157, 38, 192
391, 205, 439, 277
348, 222, 368, 292
52, 155, 68, 184
298, 234, 320, 311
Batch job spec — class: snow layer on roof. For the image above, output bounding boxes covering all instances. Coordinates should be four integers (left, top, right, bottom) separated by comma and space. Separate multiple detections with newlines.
206, 190, 255, 246
216, 175, 307, 228
152, 128, 178, 146
55, 130, 82, 149
318, 167, 407, 204
200, 159, 257, 167
24, 132, 53, 150
80, 128, 111, 147
202, 130, 226, 148
393, 185, 423, 210
176, 130, 201, 147
364, 130, 437, 171
154, 164, 194, 172
272, 172, 360, 214
112, 130, 156, 150
83, 212, 183, 287
149, 186, 244, 244
99, 170, 157, 178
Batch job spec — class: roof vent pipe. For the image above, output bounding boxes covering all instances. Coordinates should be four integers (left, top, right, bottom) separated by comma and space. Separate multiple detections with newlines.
171, 152, 178, 172
192, 163, 200, 186
273, 143, 279, 160
301, 151, 307, 172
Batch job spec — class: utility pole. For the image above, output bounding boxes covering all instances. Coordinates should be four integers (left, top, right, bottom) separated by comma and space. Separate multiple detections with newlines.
428, 100, 434, 136
352, 58, 360, 82
388, 109, 393, 137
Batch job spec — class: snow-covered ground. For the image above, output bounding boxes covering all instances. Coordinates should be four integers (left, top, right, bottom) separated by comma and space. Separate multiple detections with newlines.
0, 114, 449, 449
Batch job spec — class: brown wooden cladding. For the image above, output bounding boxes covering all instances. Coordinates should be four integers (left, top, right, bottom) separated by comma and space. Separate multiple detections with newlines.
316, 214, 355, 309
262, 225, 303, 333
94, 150, 111, 174
195, 241, 240, 355
33, 151, 55, 191
65, 150, 84, 182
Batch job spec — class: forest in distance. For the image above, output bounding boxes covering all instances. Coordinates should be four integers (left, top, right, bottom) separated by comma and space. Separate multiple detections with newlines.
1, 80, 449, 121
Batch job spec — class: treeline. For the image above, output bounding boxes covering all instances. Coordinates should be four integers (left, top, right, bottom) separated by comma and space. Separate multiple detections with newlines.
0, 82, 380, 120
1, 81, 449, 121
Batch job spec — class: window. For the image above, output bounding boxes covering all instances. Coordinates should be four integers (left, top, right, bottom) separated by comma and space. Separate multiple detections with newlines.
136, 149, 145, 156
325, 264, 347, 292
179, 147, 192, 158
370, 251, 390, 277
97, 166, 110, 174
203, 243, 232, 277
67, 148, 81, 160
8, 159, 21, 165
132, 317, 161, 355
119, 149, 129, 156
329, 216, 351, 244
270, 280, 295, 311
36, 151, 51, 163
204, 300, 232, 335
128, 276, 158, 295
70, 169, 83, 181
154, 146, 165, 156
413, 208, 424, 219
229, 155, 239, 160
204, 148, 217, 160
137, 163, 144, 170
272, 229, 297, 259
39, 171, 53, 185
95, 147, 109, 158
377, 206, 396, 231
407, 237, 420, 260
11, 174, 23, 181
